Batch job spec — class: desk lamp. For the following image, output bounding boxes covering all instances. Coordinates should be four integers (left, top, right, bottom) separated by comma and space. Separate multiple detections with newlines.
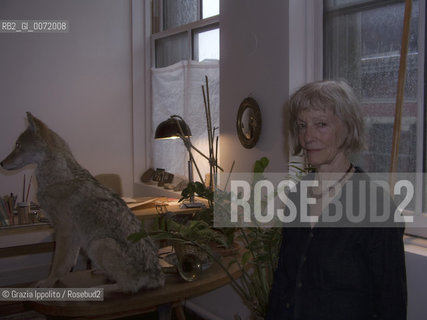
155, 77, 223, 207
154, 115, 205, 207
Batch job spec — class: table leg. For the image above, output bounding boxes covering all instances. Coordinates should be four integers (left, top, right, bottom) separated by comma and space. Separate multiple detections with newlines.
158, 303, 172, 320
174, 304, 186, 320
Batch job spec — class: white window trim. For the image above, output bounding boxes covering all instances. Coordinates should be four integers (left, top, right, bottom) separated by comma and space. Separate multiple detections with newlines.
131, 0, 219, 195
288, 0, 323, 170
406, 0, 427, 238
288, 0, 323, 92
131, 0, 152, 185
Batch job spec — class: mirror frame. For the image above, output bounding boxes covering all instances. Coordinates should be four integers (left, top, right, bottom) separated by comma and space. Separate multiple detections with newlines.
236, 97, 262, 149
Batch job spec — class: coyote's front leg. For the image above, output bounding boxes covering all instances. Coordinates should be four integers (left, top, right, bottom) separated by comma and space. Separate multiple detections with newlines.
35, 230, 80, 288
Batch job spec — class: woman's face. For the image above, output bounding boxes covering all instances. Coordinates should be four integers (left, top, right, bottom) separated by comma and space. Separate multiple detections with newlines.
297, 108, 347, 168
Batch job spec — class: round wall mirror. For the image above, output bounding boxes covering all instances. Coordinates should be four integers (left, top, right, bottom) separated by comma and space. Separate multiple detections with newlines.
236, 97, 262, 149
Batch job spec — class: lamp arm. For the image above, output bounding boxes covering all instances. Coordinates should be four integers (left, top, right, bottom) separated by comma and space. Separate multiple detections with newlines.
177, 132, 224, 172
171, 115, 188, 138
171, 113, 223, 193
189, 143, 224, 172
189, 151, 205, 185
171, 114, 186, 122
183, 141, 204, 184
188, 142, 210, 160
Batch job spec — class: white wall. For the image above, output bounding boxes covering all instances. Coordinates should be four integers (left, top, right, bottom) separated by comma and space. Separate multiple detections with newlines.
219, 0, 290, 174
406, 249, 427, 320
0, 0, 134, 199
187, 1, 291, 319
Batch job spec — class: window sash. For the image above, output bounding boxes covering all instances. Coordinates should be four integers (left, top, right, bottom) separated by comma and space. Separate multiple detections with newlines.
148, 0, 220, 182
151, 15, 219, 68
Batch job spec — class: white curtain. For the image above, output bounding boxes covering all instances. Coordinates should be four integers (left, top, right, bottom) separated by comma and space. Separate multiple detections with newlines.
152, 60, 220, 182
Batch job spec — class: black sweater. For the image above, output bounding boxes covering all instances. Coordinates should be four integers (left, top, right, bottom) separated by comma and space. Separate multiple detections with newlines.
266, 167, 407, 320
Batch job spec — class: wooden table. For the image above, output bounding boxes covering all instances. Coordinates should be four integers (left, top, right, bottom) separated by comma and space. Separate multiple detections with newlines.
29, 252, 242, 320
0, 198, 202, 259
131, 198, 204, 220
0, 197, 207, 316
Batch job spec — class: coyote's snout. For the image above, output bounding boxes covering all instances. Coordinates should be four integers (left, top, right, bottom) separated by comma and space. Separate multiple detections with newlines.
1, 115, 52, 170
1, 113, 164, 292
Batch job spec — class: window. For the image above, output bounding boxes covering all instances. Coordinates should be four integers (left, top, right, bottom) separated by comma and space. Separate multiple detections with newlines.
152, 0, 220, 67
324, 0, 426, 235
193, 25, 220, 62
150, 0, 220, 182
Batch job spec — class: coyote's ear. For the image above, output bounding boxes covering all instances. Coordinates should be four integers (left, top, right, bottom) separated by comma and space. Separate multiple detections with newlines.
26, 112, 39, 133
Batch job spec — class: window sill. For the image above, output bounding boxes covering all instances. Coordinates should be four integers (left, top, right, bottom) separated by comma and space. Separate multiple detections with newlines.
133, 181, 183, 199
404, 235, 427, 257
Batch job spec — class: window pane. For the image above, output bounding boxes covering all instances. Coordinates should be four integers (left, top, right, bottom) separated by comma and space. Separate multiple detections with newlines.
325, 0, 386, 11
324, 1, 420, 174
163, 0, 199, 30
152, 61, 219, 182
155, 32, 189, 68
193, 27, 219, 62
202, 0, 219, 18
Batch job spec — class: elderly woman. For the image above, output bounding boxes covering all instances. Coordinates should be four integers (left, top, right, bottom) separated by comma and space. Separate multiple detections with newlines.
266, 81, 407, 319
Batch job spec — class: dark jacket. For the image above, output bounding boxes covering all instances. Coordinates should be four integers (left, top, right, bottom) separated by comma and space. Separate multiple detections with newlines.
266, 168, 407, 320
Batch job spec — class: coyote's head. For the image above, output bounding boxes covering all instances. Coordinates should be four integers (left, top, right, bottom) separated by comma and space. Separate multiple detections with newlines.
1, 112, 72, 170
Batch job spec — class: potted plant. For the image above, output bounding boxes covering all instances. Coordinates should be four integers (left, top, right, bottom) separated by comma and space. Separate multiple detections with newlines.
131, 77, 308, 318
130, 157, 287, 319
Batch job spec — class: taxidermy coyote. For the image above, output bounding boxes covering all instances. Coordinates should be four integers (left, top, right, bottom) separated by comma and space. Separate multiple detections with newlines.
1, 113, 164, 292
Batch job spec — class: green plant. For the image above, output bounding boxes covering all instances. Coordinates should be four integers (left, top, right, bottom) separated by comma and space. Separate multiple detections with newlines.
189, 157, 282, 317
179, 180, 238, 248
129, 157, 309, 318
233, 226, 282, 318
129, 218, 227, 248
226, 157, 281, 318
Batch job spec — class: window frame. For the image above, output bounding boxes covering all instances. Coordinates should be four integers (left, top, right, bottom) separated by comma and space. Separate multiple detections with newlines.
151, 0, 219, 68
131, 0, 219, 195
151, 15, 219, 68
131, 0, 152, 188
322, 0, 427, 238
144, 0, 219, 180
288, 0, 324, 176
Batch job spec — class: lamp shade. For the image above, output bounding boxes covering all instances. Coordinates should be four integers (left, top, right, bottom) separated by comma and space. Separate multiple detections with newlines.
154, 116, 192, 140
